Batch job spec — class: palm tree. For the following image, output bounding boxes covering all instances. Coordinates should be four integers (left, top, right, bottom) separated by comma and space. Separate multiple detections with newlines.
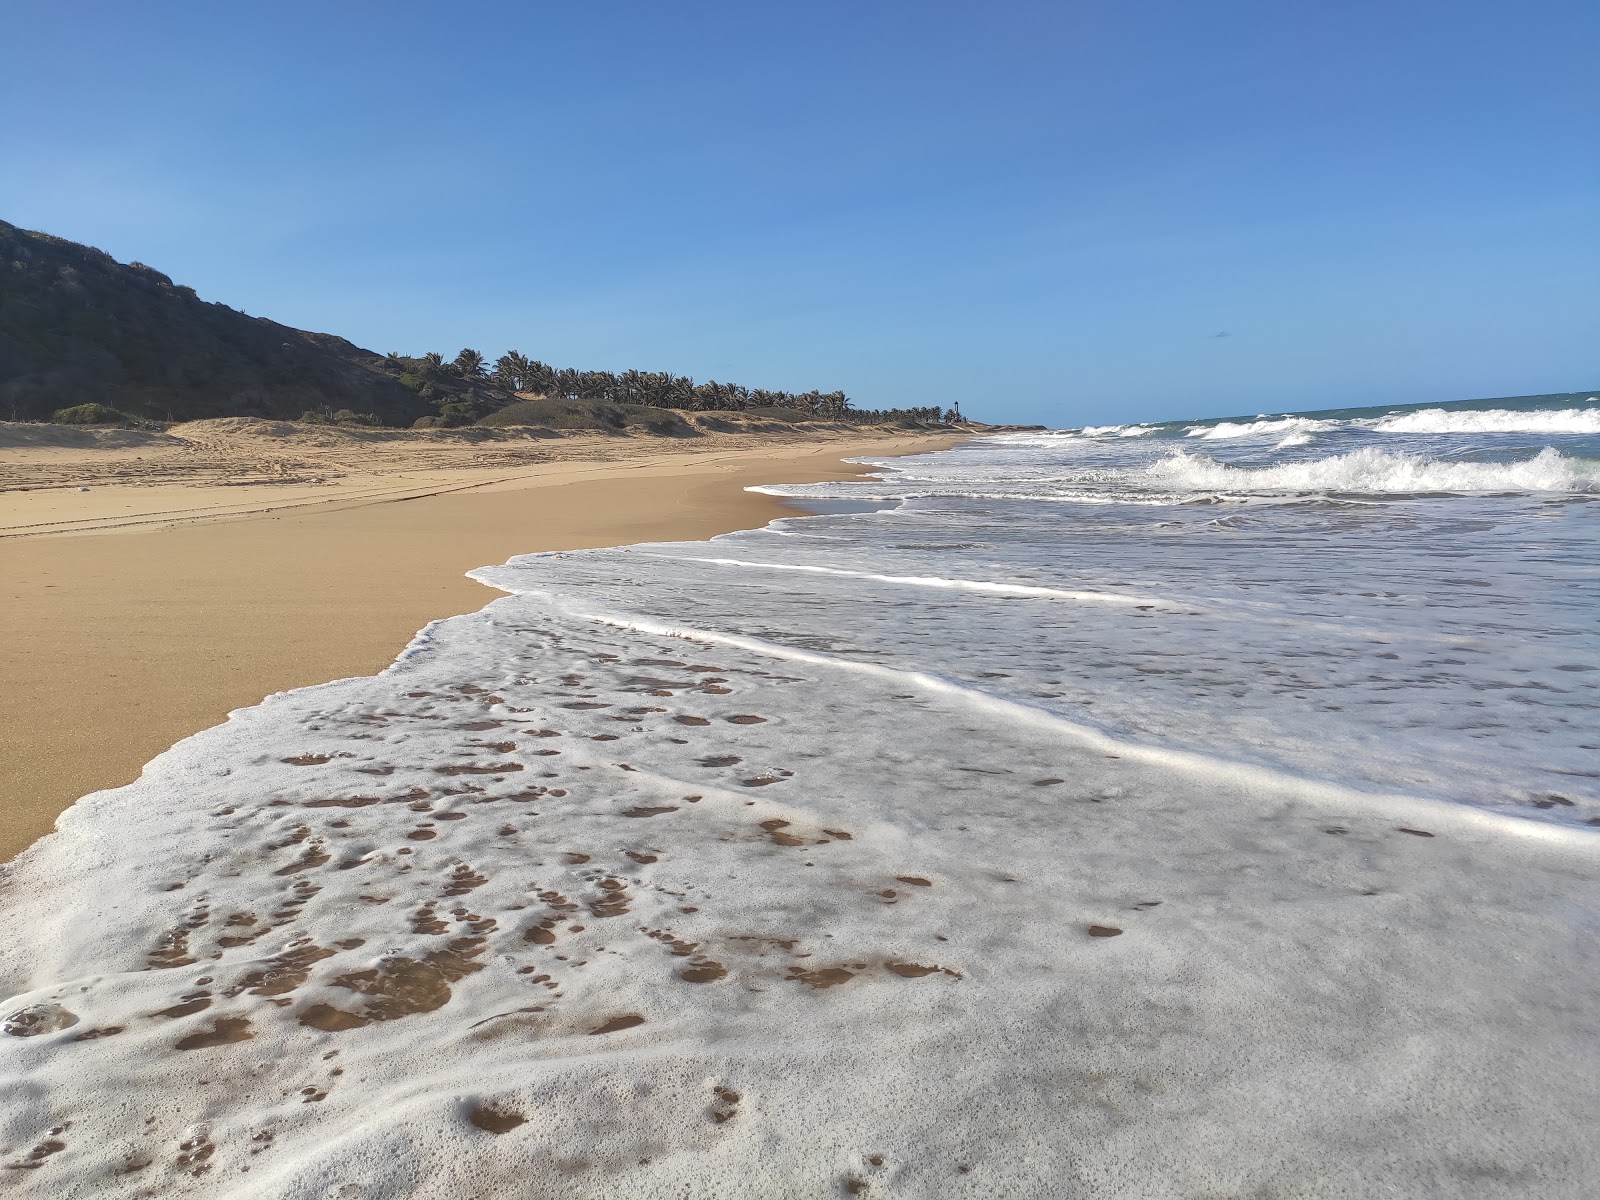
524, 360, 558, 396
493, 351, 532, 392
382, 345, 885, 422
576, 370, 615, 402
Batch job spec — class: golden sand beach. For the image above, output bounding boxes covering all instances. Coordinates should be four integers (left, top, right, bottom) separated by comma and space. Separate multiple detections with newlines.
0, 419, 957, 861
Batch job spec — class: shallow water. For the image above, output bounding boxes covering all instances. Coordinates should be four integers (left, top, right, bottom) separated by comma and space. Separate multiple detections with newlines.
2, 393, 1597, 1197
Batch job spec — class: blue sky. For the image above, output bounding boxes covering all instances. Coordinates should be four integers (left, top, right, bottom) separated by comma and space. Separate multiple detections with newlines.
3, 1, 1595, 425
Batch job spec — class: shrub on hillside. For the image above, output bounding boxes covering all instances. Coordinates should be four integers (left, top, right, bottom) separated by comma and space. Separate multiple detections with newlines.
301, 408, 379, 426
53, 403, 129, 425
477, 398, 694, 436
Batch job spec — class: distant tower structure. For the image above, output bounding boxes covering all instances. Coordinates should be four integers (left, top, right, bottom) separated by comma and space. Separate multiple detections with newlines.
950, 400, 962, 424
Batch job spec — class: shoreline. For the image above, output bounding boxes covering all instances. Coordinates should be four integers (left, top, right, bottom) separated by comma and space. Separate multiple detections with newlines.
0, 430, 958, 862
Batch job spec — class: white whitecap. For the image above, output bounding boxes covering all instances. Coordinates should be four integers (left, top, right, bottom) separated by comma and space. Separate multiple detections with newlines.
1186, 417, 1335, 441
1375, 406, 1600, 435
1141, 446, 1600, 495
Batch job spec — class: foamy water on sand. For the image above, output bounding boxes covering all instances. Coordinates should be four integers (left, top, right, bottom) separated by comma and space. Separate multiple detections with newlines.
3, 394, 1598, 1197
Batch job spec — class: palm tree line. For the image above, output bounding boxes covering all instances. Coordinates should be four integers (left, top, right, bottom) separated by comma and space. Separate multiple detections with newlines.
383, 348, 955, 425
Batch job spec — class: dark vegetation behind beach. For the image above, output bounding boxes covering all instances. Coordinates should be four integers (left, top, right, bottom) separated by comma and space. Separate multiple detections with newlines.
0, 219, 963, 433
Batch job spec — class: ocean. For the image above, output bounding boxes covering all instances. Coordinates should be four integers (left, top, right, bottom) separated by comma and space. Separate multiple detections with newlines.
3, 391, 1598, 1196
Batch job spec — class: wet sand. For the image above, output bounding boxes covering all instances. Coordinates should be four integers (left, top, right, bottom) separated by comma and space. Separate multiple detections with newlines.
0, 429, 955, 860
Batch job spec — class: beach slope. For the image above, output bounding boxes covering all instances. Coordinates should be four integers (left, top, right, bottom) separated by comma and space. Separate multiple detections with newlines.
0, 421, 955, 859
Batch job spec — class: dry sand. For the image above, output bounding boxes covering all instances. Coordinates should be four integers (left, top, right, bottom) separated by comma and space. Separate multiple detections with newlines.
0, 419, 958, 861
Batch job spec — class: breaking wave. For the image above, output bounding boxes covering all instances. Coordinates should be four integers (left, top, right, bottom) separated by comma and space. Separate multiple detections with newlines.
1079, 423, 1156, 437
1374, 405, 1600, 435
1142, 446, 1600, 495
1185, 417, 1333, 441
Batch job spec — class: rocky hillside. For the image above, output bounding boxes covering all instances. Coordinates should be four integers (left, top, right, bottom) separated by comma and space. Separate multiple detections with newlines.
1, 219, 959, 432
0, 219, 431, 425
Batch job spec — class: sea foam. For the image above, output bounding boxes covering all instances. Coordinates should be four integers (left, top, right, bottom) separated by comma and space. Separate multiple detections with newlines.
3, 558, 1596, 1197
1375, 404, 1600, 434
3, 420, 1598, 1197
1142, 445, 1600, 495
1184, 416, 1333, 440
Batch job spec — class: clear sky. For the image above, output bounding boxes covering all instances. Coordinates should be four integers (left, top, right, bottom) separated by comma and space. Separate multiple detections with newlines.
3, 1, 1595, 425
